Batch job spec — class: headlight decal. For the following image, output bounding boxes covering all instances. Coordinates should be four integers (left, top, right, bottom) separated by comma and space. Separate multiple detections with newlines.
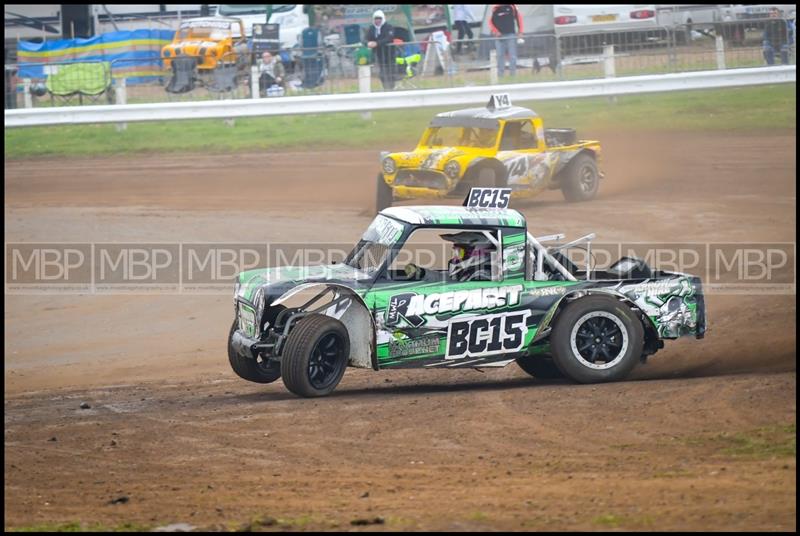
254, 288, 266, 335
233, 278, 241, 304
444, 160, 461, 179
382, 157, 397, 174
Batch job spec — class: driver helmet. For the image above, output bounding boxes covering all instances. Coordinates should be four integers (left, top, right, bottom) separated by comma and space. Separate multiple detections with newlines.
441, 232, 495, 281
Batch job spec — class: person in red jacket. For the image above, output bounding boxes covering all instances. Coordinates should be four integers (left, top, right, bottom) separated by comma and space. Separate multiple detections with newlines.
489, 4, 524, 77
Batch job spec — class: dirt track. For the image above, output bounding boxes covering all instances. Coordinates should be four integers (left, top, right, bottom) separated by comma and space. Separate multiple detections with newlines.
4, 130, 797, 531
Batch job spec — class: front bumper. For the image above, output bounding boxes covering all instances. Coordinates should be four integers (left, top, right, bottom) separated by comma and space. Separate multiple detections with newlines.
393, 185, 453, 199
693, 276, 707, 339
162, 54, 219, 71
230, 329, 258, 359
230, 329, 276, 359
387, 168, 457, 192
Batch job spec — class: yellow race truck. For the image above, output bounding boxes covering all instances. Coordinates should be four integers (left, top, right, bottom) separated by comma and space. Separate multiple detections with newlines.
377, 94, 604, 211
162, 17, 248, 71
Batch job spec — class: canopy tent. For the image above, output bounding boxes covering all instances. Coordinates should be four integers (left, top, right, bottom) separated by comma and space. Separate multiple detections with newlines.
17, 29, 173, 84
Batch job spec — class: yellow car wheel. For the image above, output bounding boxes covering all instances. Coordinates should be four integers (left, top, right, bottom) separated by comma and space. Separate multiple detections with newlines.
460, 164, 505, 194
561, 153, 599, 202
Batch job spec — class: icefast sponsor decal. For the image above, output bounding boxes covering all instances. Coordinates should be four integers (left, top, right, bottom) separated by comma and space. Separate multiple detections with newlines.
411, 285, 523, 317
386, 285, 524, 327
388, 335, 440, 358
446, 310, 531, 359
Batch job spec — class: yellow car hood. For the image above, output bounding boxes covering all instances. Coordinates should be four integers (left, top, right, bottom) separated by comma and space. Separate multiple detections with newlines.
164, 40, 223, 54
391, 147, 467, 170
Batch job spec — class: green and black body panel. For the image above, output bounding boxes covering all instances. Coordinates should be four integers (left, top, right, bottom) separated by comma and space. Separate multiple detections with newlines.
231, 264, 374, 363
230, 207, 705, 371
366, 273, 705, 369
368, 278, 573, 369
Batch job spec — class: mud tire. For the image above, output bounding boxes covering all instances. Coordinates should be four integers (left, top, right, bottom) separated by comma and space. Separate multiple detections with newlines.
550, 296, 643, 383
281, 314, 350, 397
561, 153, 599, 202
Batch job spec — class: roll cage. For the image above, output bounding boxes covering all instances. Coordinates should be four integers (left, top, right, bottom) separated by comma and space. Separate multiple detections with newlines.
349, 213, 598, 288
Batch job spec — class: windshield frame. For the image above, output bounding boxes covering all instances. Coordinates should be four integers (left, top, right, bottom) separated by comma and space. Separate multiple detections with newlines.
420, 126, 499, 149
176, 19, 240, 40
176, 27, 232, 41
345, 214, 411, 282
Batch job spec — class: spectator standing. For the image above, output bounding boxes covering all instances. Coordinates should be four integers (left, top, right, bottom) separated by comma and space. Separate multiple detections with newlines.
489, 4, 524, 77
763, 7, 791, 65
365, 9, 397, 90
453, 4, 475, 54
258, 51, 285, 95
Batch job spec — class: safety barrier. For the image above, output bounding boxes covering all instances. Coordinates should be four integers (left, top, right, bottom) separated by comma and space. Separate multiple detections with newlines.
6, 17, 795, 109
5, 65, 794, 128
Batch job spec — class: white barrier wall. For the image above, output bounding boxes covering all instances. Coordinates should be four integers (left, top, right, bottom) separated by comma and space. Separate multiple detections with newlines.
5, 66, 795, 128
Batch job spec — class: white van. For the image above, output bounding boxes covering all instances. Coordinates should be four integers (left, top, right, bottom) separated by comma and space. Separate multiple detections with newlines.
216, 4, 308, 48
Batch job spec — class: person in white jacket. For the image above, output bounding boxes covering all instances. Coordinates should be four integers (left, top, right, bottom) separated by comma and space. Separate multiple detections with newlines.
452, 4, 475, 54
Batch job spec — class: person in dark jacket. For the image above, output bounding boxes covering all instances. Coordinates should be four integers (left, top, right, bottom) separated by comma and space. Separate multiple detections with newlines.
489, 4, 524, 77
365, 9, 396, 90
763, 7, 791, 65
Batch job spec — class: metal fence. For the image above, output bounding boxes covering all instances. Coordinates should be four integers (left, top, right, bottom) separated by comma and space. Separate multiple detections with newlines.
4, 17, 795, 110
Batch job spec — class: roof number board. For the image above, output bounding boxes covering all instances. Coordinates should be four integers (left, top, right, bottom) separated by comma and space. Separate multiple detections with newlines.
487, 93, 512, 111
464, 188, 512, 209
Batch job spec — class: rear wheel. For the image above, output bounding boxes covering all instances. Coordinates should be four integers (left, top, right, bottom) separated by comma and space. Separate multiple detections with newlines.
375, 172, 393, 212
550, 296, 643, 383
561, 153, 599, 202
228, 320, 282, 383
281, 314, 350, 397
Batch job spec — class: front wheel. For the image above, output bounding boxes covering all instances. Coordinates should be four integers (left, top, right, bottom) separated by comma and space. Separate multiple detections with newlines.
561, 153, 599, 202
281, 314, 350, 397
228, 320, 282, 383
375, 172, 393, 213
550, 296, 644, 383
453, 165, 504, 198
